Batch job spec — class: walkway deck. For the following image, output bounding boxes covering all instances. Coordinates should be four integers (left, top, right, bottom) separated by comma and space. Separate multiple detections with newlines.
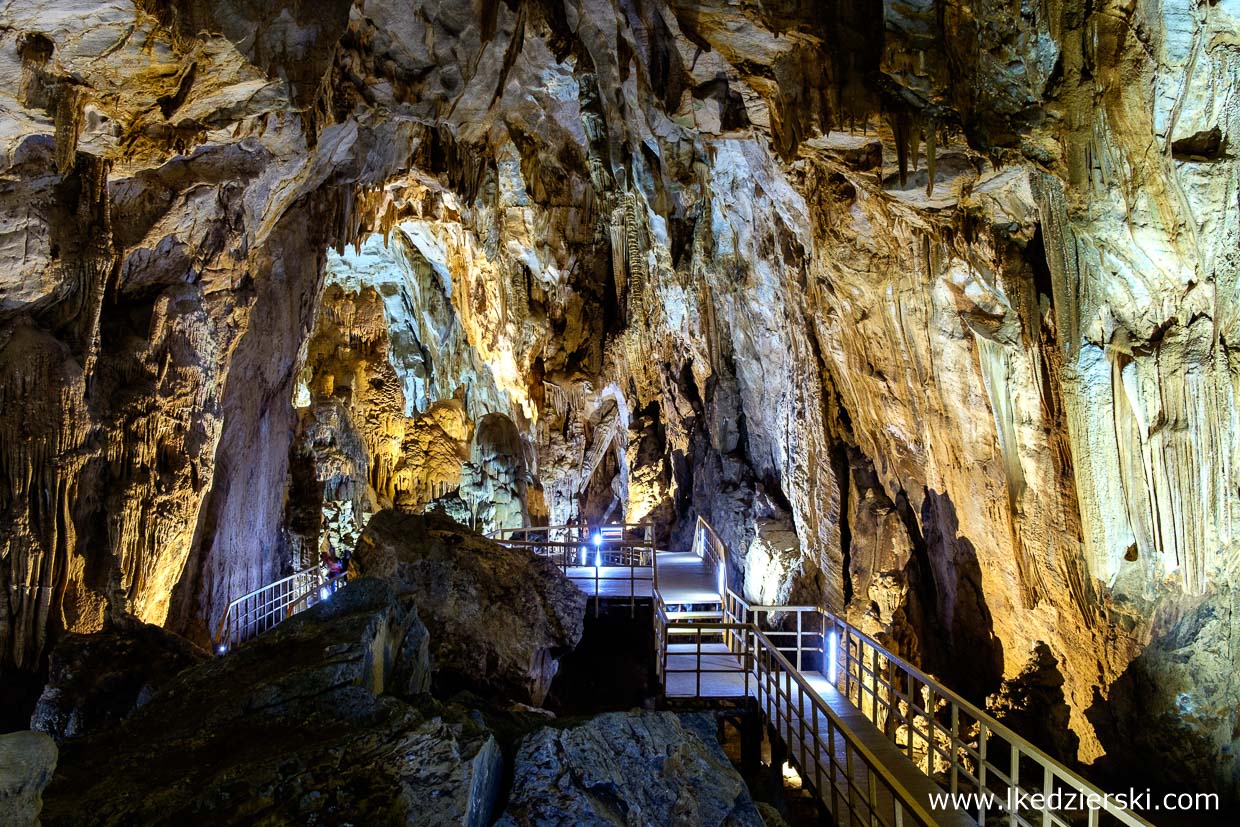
219, 518, 1152, 827
563, 551, 722, 604
664, 642, 973, 827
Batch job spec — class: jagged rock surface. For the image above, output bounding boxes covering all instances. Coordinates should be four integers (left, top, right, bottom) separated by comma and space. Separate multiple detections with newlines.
31, 616, 207, 742
0, 0, 1237, 805
39, 579, 502, 826
497, 710, 765, 827
0, 731, 57, 827
353, 510, 586, 706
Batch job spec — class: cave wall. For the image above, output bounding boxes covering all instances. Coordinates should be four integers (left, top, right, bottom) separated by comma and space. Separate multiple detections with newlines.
1, 0, 1238, 803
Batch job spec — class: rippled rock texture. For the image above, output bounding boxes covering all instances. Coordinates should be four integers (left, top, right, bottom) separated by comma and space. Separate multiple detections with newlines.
1, 0, 1238, 804
0, 731, 56, 827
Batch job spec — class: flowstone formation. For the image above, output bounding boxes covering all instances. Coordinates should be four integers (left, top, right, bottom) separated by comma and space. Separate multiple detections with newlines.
1, 0, 1238, 805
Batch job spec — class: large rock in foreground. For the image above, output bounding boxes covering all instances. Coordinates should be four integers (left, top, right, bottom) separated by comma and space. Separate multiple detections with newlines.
41, 580, 499, 826
0, 731, 57, 827
497, 710, 765, 827
31, 617, 207, 742
355, 511, 587, 706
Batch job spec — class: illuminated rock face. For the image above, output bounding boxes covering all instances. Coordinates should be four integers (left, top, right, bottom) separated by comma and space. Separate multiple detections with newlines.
1, 0, 1238, 803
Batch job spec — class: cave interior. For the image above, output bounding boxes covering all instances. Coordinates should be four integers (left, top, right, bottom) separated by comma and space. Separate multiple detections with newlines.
1, 0, 1239, 824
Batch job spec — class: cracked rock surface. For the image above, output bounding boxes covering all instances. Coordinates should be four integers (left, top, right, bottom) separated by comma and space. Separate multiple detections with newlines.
497, 710, 765, 827
40, 579, 503, 826
353, 510, 587, 707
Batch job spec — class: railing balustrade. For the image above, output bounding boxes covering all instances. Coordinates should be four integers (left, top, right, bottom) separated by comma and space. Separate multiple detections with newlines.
657, 606, 939, 826
490, 523, 657, 615
691, 516, 728, 603
213, 564, 344, 653
818, 613, 1153, 827
693, 586, 1153, 827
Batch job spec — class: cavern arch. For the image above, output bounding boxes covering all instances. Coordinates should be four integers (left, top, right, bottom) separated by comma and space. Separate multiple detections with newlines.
0, 0, 1237, 823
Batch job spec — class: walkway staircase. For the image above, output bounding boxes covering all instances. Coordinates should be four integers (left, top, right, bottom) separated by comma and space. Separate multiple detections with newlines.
216, 517, 1154, 827
497, 517, 1154, 827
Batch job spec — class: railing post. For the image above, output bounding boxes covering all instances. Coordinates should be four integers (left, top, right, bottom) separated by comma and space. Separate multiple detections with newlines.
950, 702, 960, 795
695, 627, 702, 697
796, 609, 803, 672
629, 537, 636, 618
1009, 743, 1020, 827
1042, 762, 1053, 827
978, 722, 989, 825
743, 625, 751, 699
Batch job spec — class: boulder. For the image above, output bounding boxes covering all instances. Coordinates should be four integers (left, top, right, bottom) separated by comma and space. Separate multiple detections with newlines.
41, 579, 500, 826
31, 617, 207, 742
0, 731, 57, 827
354, 510, 587, 706
497, 710, 765, 826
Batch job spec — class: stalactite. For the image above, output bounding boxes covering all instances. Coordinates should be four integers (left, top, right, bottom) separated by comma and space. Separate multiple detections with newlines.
891, 110, 910, 187
53, 83, 87, 175
543, 381, 570, 421
700, 279, 721, 375
624, 192, 646, 293
609, 204, 627, 307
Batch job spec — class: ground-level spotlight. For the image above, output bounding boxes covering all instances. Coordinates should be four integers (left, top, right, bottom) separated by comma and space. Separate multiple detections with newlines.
217, 644, 228, 655
319, 586, 331, 601
781, 760, 802, 787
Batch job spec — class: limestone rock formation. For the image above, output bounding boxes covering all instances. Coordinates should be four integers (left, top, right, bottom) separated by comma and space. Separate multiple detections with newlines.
742, 517, 809, 607
497, 710, 765, 827
988, 642, 1081, 765
1, 0, 1238, 807
31, 616, 207, 742
0, 731, 57, 827
353, 510, 586, 705
40, 579, 502, 826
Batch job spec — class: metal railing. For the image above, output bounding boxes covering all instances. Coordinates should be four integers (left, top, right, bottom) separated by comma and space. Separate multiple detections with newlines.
655, 595, 939, 826
213, 564, 344, 653
690, 516, 728, 603
490, 523, 657, 615
707, 589, 1153, 827
818, 613, 1154, 827
655, 517, 1154, 827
